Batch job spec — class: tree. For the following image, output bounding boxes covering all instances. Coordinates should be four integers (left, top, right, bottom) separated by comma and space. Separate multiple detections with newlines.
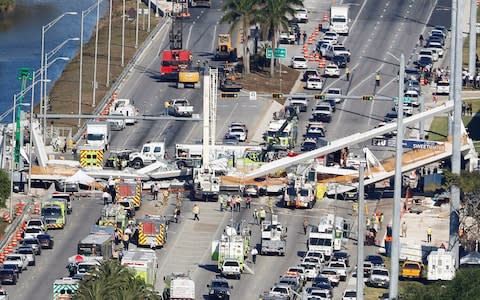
401, 267, 480, 300
75, 259, 160, 300
0, 169, 10, 208
259, 0, 302, 77
220, 0, 260, 75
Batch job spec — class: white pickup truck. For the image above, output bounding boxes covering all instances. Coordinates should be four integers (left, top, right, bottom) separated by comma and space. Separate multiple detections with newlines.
168, 99, 194, 117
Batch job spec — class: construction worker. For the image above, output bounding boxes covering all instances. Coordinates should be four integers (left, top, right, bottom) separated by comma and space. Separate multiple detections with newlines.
375, 72, 381, 87
152, 183, 159, 201
303, 218, 309, 235
258, 207, 266, 223
192, 204, 200, 221
245, 196, 252, 209
163, 190, 169, 205
103, 189, 111, 205
345, 67, 350, 81
427, 226, 432, 243
253, 208, 259, 224
219, 196, 225, 212
267, 197, 274, 213
164, 100, 171, 115
122, 232, 130, 250
251, 247, 258, 264
401, 221, 407, 237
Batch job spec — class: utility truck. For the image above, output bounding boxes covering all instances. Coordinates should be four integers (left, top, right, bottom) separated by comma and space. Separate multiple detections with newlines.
163, 273, 195, 300
121, 249, 158, 285
86, 122, 110, 150
261, 215, 287, 256
41, 200, 67, 229
308, 227, 334, 259
330, 5, 350, 35
129, 142, 166, 169
214, 226, 249, 279
283, 165, 317, 209
167, 99, 194, 117
77, 232, 113, 259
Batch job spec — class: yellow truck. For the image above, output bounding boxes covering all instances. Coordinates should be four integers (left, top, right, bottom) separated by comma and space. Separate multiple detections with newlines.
214, 34, 237, 62
177, 71, 200, 89
401, 260, 423, 279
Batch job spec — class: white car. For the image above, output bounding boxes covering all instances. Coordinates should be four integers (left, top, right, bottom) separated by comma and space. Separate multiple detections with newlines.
291, 56, 308, 69
404, 89, 420, 106
368, 267, 390, 288
327, 261, 348, 281
427, 41, 444, 57
326, 88, 343, 103
294, 8, 308, 23
286, 266, 306, 282
301, 262, 319, 280
26, 218, 47, 232
326, 44, 351, 60
320, 268, 340, 287
305, 250, 325, 263
4, 254, 28, 271
306, 76, 323, 90
342, 289, 357, 300
418, 49, 437, 62
228, 123, 248, 142
436, 80, 450, 95
17, 246, 36, 266
324, 63, 340, 77
322, 35, 337, 45
23, 226, 45, 239
324, 31, 339, 42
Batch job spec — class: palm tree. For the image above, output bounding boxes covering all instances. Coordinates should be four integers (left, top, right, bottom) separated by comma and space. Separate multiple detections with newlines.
260, 0, 303, 77
74, 259, 160, 300
220, 0, 260, 75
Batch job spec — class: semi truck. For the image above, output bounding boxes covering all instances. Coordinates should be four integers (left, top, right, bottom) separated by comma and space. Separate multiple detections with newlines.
41, 200, 67, 229
52, 277, 79, 300
121, 249, 158, 286
163, 273, 195, 300
86, 122, 110, 150
330, 5, 349, 35
260, 216, 287, 256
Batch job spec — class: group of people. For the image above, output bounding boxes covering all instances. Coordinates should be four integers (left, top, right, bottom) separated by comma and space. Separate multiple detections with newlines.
102, 176, 118, 205
462, 68, 480, 89
219, 194, 252, 212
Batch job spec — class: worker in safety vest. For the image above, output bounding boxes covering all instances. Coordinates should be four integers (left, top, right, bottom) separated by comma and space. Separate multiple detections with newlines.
258, 207, 266, 223
267, 197, 274, 213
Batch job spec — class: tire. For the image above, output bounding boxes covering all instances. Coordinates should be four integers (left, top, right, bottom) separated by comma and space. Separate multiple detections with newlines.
132, 158, 143, 169
176, 161, 187, 169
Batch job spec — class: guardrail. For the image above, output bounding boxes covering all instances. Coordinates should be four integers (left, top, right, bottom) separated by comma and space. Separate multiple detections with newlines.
72, 16, 171, 143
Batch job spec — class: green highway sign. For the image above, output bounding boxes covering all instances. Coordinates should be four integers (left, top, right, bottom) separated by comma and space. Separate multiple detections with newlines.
393, 96, 411, 104
266, 48, 287, 59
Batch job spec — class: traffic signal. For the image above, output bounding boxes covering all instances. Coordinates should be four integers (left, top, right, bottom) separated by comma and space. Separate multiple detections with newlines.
221, 93, 239, 98
272, 93, 284, 99
314, 94, 326, 100
361, 95, 375, 101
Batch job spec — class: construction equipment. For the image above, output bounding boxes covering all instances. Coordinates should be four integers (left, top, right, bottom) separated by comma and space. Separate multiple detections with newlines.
159, 50, 192, 81
213, 226, 249, 279
136, 215, 168, 249
115, 179, 142, 210
260, 215, 287, 256
171, 0, 190, 18
121, 249, 158, 285
163, 273, 195, 300
41, 200, 67, 229
192, 68, 221, 201
214, 34, 238, 62
177, 70, 200, 89
283, 163, 317, 209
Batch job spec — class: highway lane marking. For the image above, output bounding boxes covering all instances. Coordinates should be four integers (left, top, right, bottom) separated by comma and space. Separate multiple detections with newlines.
211, 24, 218, 53
343, 0, 369, 44
185, 24, 194, 49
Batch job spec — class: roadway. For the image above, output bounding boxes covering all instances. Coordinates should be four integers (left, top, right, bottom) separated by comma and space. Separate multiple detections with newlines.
6, 0, 455, 299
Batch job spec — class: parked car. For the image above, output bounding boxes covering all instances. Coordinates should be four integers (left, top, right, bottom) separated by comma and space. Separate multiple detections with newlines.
368, 267, 390, 288
312, 275, 333, 291
36, 233, 54, 249
365, 255, 385, 267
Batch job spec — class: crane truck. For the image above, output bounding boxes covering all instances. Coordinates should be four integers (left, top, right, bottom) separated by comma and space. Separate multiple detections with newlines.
261, 215, 287, 256
283, 164, 317, 209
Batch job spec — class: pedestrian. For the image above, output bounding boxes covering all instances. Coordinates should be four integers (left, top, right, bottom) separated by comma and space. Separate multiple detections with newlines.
163, 190, 169, 205
401, 222, 407, 237
379, 213, 384, 229
114, 229, 120, 246
366, 217, 371, 229
108, 176, 115, 194
302, 31, 307, 44
253, 208, 259, 225
174, 206, 180, 223
345, 67, 350, 81
375, 72, 381, 87
258, 207, 266, 223
427, 226, 432, 243
251, 247, 258, 264
63, 138, 67, 153
102, 189, 111, 205
419, 34, 424, 46
122, 232, 130, 250
164, 100, 171, 115
245, 196, 251, 209
230, 196, 236, 212
235, 195, 242, 211
267, 197, 274, 213
303, 218, 309, 235
193, 204, 200, 221
152, 183, 159, 201
219, 196, 225, 212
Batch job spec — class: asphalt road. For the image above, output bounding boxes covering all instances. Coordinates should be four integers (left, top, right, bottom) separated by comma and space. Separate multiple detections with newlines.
5, 0, 455, 299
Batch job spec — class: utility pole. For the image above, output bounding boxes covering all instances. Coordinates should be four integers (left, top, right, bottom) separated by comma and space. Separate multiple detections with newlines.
450, 0, 463, 268
15, 68, 33, 169
469, 0, 477, 75
356, 162, 366, 300
389, 53, 405, 299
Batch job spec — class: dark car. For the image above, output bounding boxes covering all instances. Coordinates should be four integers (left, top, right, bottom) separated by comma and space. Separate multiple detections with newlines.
36, 233, 54, 249
331, 55, 347, 68
223, 134, 239, 145
207, 276, 232, 299
326, 99, 336, 112
301, 137, 328, 152
415, 56, 432, 68
0, 268, 18, 285
2, 263, 20, 277
384, 112, 398, 123
21, 237, 42, 255
312, 275, 332, 289
331, 251, 350, 267
366, 255, 385, 267
404, 67, 420, 81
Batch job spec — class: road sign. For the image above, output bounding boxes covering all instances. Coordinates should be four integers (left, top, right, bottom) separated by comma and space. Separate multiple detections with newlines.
249, 91, 257, 101
266, 48, 287, 59
402, 139, 442, 150
393, 96, 411, 104
371, 137, 395, 147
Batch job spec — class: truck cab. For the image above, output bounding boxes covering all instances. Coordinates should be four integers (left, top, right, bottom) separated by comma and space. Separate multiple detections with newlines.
129, 142, 166, 169
221, 259, 242, 279
86, 122, 110, 150
167, 98, 194, 117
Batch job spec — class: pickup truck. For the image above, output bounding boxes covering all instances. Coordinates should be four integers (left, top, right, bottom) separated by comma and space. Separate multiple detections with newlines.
221, 259, 242, 279
401, 260, 423, 279
327, 261, 348, 281
280, 31, 296, 44
368, 267, 390, 288
167, 99, 194, 117
4, 254, 28, 271
289, 94, 309, 112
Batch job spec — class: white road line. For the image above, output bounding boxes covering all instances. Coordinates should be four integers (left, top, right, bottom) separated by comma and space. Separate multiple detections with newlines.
343, 0, 369, 44
211, 24, 218, 53
185, 24, 194, 49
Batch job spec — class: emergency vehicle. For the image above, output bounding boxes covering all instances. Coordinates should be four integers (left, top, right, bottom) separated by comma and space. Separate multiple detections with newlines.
136, 215, 168, 249
115, 179, 142, 210
41, 200, 67, 229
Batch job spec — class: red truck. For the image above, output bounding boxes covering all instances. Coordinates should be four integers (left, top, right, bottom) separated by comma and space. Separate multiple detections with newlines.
159, 50, 192, 81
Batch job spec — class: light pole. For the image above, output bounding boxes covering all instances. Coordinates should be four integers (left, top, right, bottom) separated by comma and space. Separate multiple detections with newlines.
122, 0, 126, 67
92, 0, 101, 107
79, 2, 99, 127
469, 0, 477, 75
356, 162, 366, 300
40, 12, 77, 138
106, 0, 113, 87
135, 0, 140, 48
42, 56, 71, 142
43, 37, 79, 141
387, 52, 405, 299
148, 0, 151, 32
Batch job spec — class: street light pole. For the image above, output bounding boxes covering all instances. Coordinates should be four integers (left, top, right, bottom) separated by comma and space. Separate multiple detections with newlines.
40, 11, 77, 141
28, 71, 35, 195
92, 0, 101, 107
122, 0, 126, 67
356, 162, 366, 300
389, 53, 405, 299
10, 94, 17, 218
469, 0, 477, 75
135, 0, 140, 49
148, 0, 151, 32
106, 0, 113, 87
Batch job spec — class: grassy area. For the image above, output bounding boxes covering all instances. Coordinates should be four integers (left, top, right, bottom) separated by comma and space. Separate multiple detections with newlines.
427, 99, 480, 151
462, 7, 480, 69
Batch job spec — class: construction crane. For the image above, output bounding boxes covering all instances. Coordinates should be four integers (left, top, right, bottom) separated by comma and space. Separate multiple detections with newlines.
14, 68, 33, 168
